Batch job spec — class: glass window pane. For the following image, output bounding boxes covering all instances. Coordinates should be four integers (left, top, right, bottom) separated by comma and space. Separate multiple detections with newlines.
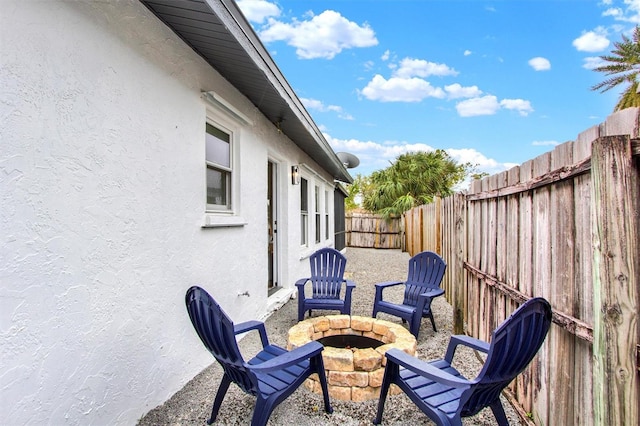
300, 178, 308, 212
315, 214, 321, 243
325, 215, 329, 240
206, 166, 229, 207
301, 215, 308, 245
206, 124, 230, 168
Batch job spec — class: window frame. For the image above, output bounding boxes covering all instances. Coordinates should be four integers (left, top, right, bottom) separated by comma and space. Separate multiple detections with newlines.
201, 99, 247, 228
314, 185, 321, 244
205, 122, 233, 212
300, 177, 309, 246
298, 166, 335, 254
325, 189, 330, 240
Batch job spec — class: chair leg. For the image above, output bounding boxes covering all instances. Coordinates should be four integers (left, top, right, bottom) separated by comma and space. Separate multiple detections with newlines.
208, 374, 232, 425
489, 400, 509, 426
409, 317, 421, 339
313, 355, 333, 414
429, 312, 437, 332
373, 362, 397, 424
251, 396, 275, 426
298, 298, 305, 322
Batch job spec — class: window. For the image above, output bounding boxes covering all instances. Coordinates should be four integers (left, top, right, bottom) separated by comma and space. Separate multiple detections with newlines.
325, 190, 330, 240
206, 123, 232, 211
315, 186, 321, 243
300, 178, 308, 246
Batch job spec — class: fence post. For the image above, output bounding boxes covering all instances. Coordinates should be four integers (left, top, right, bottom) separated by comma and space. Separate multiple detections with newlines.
435, 197, 442, 255
453, 193, 466, 334
591, 135, 638, 426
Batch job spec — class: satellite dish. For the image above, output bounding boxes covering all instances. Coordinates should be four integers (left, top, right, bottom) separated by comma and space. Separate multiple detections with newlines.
336, 152, 360, 169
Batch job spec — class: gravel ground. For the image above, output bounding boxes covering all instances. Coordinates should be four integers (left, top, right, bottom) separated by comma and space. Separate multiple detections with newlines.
138, 248, 522, 426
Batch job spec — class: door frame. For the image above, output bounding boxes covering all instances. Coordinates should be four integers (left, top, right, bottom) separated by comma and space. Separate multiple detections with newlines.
267, 160, 280, 294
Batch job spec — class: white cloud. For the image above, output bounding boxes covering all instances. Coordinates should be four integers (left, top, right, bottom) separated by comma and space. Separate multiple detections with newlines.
360, 75, 446, 102
528, 57, 551, 71
258, 10, 378, 59
573, 29, 610, 52
237, 0, 281, 23
455, 96, 533, 117
444, 83, 483, 99
500, 99, 534, 116
325, 134, 514, 180
301, 98, 324, 110
393, 58, 458, 78
446, 148, 515, 176
456, 95, 501, 117
464, 50, 472, 56
381, 50, 391, 61
583, 56, 607, 69
603, 7, 624, 19
532, 140, 560, 146
601, 0, 640, 24
301, 97, 354, 120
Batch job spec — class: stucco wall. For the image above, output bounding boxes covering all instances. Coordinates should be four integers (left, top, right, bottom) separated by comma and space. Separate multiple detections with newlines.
0, 1, 335, 424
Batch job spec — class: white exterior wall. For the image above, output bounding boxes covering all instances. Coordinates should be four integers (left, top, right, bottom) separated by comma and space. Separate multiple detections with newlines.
0, 1, 336, 424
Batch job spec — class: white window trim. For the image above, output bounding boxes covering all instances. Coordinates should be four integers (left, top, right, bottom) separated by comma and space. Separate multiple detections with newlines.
298, 165, 335, 258
201, 95, 247, 228
324, 189, 330, 241
202, 91, 253, 126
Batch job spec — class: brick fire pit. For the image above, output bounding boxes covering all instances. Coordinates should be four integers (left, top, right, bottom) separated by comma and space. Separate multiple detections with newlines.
287, 315, 417, 401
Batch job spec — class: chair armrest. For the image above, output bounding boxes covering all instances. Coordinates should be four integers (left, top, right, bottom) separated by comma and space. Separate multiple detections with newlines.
385, 348, 471, 389
375, 280, 404, 289
420, 287, 445, 298
248, 341, 324, 373
444, 334, 490, 363
373, 281, 404, 306
295, 278, 310, 288
234, 320, 269, 348
345, 279, 356, 289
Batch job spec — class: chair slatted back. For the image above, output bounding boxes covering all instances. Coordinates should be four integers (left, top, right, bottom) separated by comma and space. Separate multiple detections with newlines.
185, 286, 259, 396
309, 248, 346, 300
461, 297, 552, 417
402, 251, 447, 307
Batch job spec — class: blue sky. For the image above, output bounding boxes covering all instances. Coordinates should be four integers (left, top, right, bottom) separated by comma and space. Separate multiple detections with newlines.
237, 0, 637, 180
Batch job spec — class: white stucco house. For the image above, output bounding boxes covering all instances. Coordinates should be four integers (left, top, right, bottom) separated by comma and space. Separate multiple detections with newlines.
0, 0, 353, 424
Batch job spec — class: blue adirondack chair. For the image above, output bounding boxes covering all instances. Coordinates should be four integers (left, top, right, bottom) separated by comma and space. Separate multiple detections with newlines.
185, 286, 333, 426
373, 297, 552, 426
295, 247, 355, 321
371, 251, 447, 338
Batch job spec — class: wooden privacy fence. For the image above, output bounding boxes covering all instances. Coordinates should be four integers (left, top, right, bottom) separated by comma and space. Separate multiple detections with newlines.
345, 212, 402, 249
404, 108, 639, 426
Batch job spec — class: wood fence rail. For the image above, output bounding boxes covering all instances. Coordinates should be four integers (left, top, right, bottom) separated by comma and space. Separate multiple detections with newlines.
402, 108, 640, 426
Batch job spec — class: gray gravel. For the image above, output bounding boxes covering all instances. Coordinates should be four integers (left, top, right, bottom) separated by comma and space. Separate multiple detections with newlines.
138, 248, 522, 425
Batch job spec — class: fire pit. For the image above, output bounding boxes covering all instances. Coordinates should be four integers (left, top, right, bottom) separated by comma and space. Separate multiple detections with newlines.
287, 315, 417, 401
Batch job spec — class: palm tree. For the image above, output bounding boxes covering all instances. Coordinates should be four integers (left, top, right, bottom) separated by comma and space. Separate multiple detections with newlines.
361, 150, 470, 219
591, 26, 640, 111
